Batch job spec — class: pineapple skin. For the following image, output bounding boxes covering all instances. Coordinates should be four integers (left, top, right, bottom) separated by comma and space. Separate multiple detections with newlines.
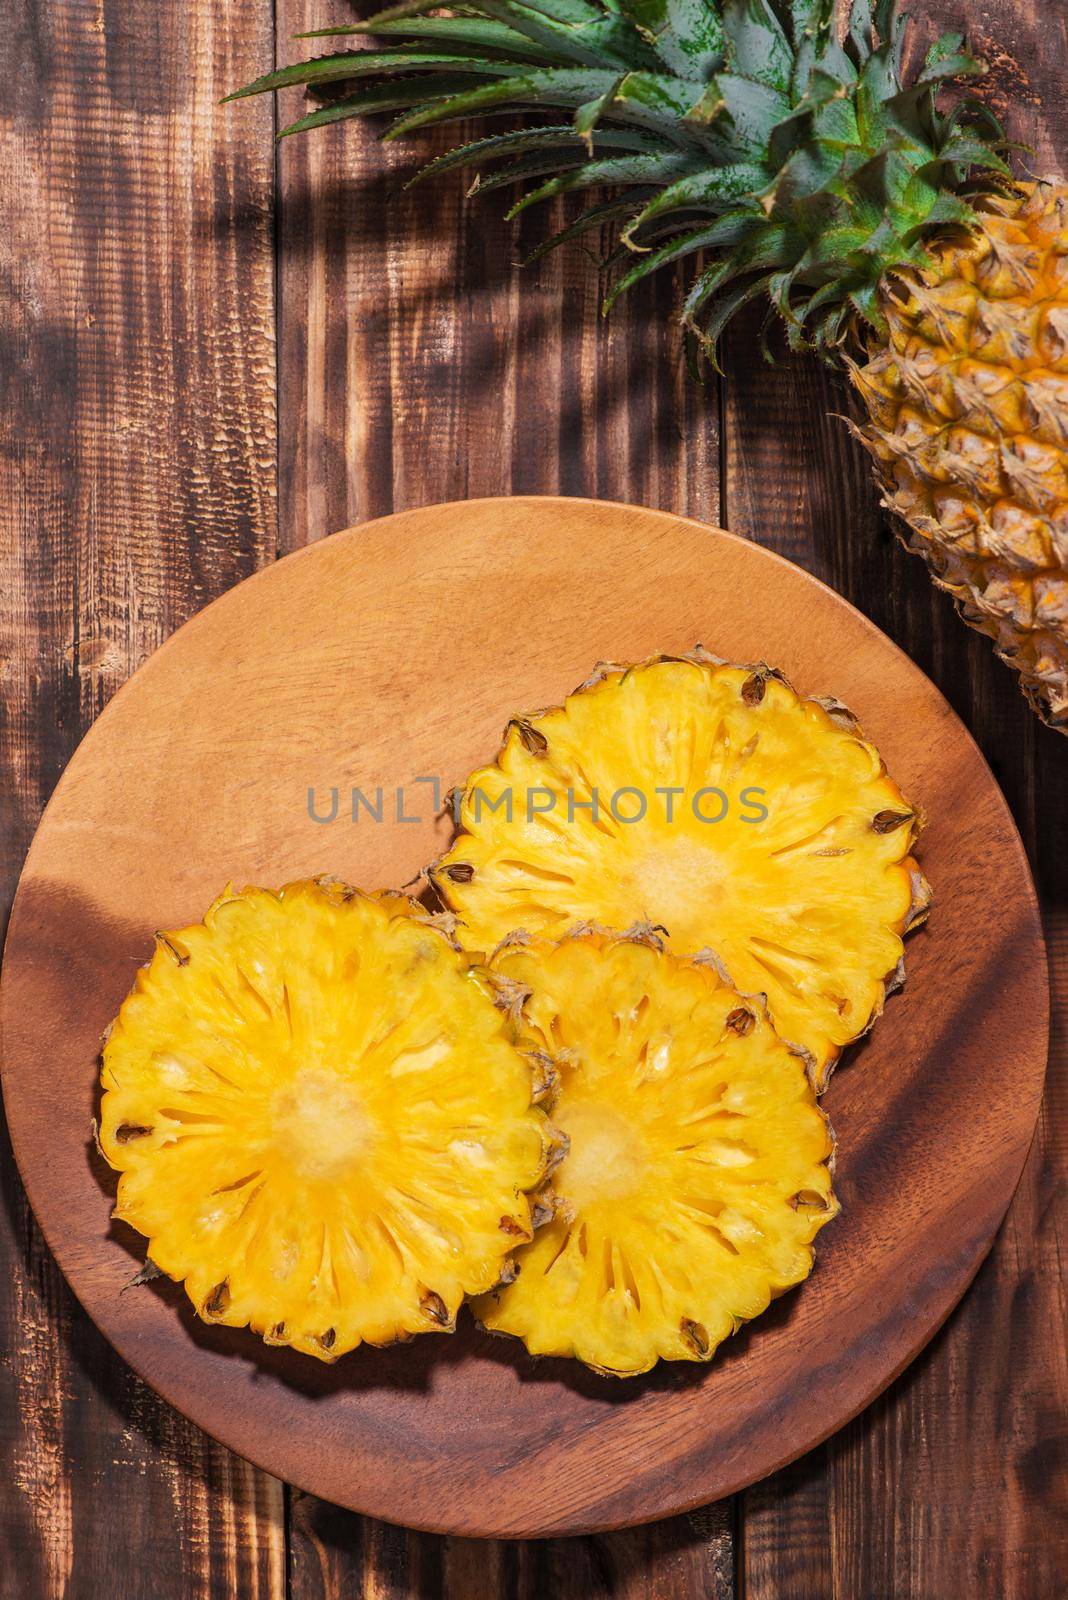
854, 183, 1068, 731
475, 928, 839, 1378
98, 878, 563, 1361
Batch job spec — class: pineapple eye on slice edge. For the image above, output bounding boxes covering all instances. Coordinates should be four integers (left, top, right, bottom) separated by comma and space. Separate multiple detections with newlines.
431, 649, 932, 1092
98, 877, 564, 1361
474, 929, 839, 1378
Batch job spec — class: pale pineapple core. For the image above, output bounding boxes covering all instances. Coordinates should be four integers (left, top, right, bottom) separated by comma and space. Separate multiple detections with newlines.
554, 1102, 648, 1207
271, 1068, 373, 1181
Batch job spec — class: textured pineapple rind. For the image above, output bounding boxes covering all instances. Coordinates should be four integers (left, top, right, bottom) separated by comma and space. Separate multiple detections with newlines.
98, 877, 564, 1362
430, 647, 930, 1092
473, 927, 839, 1378
851, 181, 1068, 733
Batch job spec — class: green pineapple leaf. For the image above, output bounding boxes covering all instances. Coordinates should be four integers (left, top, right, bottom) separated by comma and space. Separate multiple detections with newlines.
407, 123, 664, 187
604, 213, 758, 308
226, 50, 534, 102
720, 0, 793, 96
506, 149, 701, 216
616, 0, 726, 80
230, 0, 1010, 360
386, 67, 624, 136
523, 193, 656, 261
278, 79, 485, 137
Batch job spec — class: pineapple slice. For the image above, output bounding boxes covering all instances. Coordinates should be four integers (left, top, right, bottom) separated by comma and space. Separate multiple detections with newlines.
475, 930, 838, 1376
432, 651, 930, 1089
98, 878, 561, 1360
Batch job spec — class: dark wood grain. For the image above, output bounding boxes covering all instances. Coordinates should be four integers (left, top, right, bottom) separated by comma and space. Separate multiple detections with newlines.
0, 0, 1064, 1592
274, 4, 720, 540
273, 1, 723, 1583
291, 1491, 733, 1598
0, 0, 284, 1594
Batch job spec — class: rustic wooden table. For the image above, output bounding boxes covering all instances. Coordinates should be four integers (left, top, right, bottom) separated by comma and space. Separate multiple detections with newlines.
2, 1, 1065, 1596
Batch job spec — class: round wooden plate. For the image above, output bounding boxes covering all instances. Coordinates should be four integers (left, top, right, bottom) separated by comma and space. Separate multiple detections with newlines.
0, 497, 1048, 1538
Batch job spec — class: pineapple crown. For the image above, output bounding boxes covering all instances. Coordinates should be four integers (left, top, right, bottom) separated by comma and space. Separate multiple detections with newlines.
231, 0, 1012, 358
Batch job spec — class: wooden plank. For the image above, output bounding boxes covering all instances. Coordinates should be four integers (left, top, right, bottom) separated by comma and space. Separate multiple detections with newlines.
291, 1491, 733, 1598
0, 0, 284, 1594
274, 7, 726, 1591
4, 0, 1059, 1591
733, 4, 1068, 1596
274, 16, 720, 543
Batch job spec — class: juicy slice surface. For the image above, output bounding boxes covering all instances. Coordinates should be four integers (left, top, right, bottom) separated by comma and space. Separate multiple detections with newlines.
99, 879, 557, 1360
432, 652, 929, 1087
475, 932, 838, 1376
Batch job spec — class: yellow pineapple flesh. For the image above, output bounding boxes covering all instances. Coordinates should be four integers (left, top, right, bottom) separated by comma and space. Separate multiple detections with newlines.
853, 182, 1068, 730
432, 651, 929, 1090
99, 878, 561, 1360
475, 930, 838, 1377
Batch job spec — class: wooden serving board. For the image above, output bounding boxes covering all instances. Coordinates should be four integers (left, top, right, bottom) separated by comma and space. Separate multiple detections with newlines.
0, 497, 1048, 1539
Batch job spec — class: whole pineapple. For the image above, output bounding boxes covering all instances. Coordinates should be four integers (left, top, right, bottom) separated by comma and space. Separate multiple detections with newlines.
233, 0, 1068, 730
